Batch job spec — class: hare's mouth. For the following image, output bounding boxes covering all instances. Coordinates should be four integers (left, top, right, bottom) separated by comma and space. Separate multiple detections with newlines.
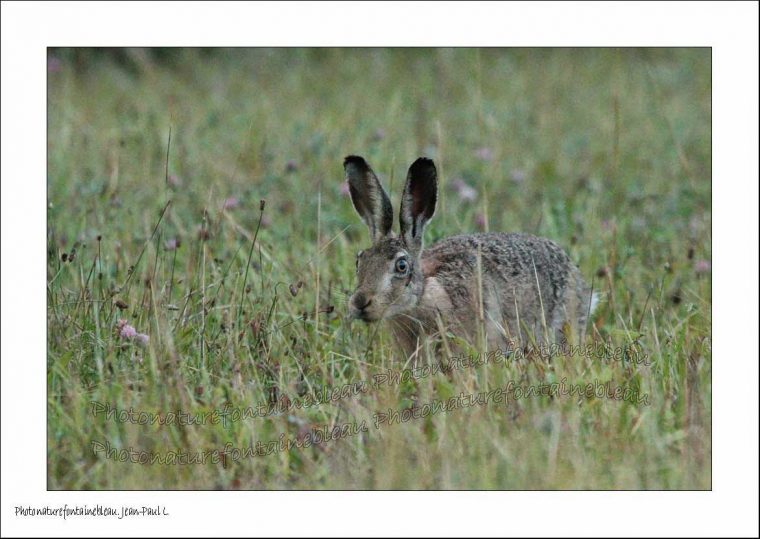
349, 307, 380, 323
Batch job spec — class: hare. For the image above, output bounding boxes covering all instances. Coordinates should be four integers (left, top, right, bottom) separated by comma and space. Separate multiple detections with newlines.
344, 155, 597, 358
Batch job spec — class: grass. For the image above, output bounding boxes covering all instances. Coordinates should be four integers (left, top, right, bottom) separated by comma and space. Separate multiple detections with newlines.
47, 48, 711, 489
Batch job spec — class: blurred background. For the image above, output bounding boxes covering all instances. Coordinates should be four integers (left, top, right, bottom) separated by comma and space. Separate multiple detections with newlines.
47, 47, 710, 251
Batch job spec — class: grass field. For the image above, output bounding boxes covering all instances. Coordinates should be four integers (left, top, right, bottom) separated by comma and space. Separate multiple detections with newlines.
47, 48, 711, 490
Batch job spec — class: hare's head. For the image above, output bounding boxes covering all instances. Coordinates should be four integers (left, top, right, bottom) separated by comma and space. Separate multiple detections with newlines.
344, 155, 437, 322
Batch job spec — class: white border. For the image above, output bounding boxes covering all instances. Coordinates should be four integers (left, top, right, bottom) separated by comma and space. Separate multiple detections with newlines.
2, 1, 758, 537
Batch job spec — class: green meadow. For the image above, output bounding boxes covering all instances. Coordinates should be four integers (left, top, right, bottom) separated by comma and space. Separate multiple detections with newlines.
47, 48, 711, 489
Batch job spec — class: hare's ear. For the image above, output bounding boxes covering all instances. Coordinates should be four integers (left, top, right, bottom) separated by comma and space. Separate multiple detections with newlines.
399, 157, 437, 252
344, 155, 393, 243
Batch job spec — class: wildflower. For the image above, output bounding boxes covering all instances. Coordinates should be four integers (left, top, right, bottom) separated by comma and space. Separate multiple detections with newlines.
48, 56, 62, 73
223, 197, 239, 210
452, 178, 477, 202
340, 181, 351, 197
118, 320, 137, 339
117, 319, 149, 346
510, 168, 528, 183
474, 147, 494, 162
164, 238, 180, 251
694, 260, 711, 274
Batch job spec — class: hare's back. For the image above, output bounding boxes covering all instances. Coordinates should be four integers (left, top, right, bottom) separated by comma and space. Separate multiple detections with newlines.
420, 232, 591, 340
421, 232, 585, 310
424, 232, 573, 275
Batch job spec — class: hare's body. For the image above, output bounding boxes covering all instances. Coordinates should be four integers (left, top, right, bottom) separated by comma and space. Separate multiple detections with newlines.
390, 232, 593, 355
344, 155, 595, 359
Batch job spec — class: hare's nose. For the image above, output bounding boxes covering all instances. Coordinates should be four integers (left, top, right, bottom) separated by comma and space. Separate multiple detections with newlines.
353, 293, 372, 311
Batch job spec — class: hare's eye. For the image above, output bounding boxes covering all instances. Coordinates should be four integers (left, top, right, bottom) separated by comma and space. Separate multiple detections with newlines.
395, 258, 409, 274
